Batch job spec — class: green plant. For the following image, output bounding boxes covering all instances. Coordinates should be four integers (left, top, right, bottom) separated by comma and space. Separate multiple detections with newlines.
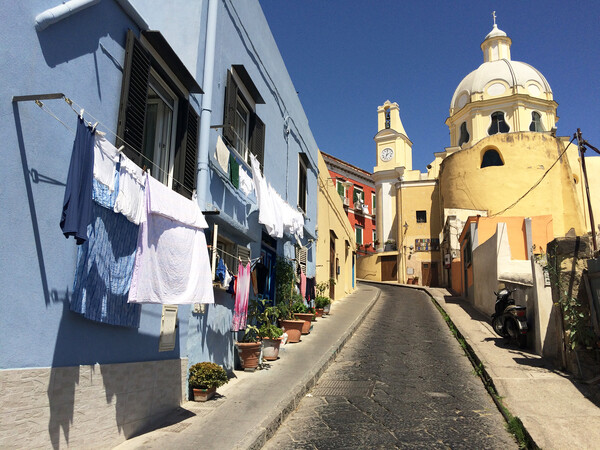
188, 362, 229, 389
258, 322, 283, 339
275, 257, 297, 320
315, 296, 331, 309
291, 293, 309, 313
315, 281, 329, 297
240, 325, 260, 343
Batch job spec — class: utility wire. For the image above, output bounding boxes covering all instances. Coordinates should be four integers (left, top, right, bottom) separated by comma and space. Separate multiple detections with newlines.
489, 136, 575, 218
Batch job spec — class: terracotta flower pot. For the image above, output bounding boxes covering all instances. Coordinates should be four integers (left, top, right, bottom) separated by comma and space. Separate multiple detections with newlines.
261, 337, 282, 360
280, 319, 304, 343
236, 341, 262, 369
315, 308, 324, 318
193, 386, 216, 402
293, 313, 314, 334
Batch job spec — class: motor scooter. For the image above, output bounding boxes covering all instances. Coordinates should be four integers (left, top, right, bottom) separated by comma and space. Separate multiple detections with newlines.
491, 288, 528, 348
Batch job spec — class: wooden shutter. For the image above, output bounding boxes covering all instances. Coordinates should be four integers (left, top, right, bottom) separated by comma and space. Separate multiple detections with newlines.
173, 100, 199, 200
237, 245, 251, 264
337, 181, 344, 196
223, 70, 238, 145
249, 114, 265, 167
296, 246, 307, 274
116, 30, 150, 165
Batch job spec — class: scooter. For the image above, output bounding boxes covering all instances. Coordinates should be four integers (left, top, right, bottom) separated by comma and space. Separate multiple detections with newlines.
491, 288, 528, 348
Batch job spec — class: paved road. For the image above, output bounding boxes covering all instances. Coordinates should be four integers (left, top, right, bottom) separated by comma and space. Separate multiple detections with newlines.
264, 285, 517, 449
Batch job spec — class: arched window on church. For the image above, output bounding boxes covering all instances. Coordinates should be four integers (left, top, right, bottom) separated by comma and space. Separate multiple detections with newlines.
385, 108, 391, 129
529, 111, 543, 132
458, 122, 470, 146
488, 111, 510, 135
481, 149, 504, 168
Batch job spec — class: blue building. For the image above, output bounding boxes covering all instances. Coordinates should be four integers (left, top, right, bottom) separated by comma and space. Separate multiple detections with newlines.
0, 0, 318, 447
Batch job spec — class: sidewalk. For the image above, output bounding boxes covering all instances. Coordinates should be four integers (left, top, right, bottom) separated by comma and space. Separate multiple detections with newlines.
114, 283, 380, 450
419, 285, 600, 450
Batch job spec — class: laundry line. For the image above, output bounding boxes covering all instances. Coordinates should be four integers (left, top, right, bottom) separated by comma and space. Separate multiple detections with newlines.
209, 245, 262, 265
13, 92, 196, 199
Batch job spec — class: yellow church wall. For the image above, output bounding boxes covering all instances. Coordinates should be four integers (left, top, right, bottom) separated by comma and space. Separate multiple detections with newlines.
438, 132, 585, 237
396, 182, 442, 284
356, 253, 381, 281
316, 151, 356, 301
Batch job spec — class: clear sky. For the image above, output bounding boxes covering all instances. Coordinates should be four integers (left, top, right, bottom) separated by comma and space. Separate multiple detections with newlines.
259, 1, 600, 173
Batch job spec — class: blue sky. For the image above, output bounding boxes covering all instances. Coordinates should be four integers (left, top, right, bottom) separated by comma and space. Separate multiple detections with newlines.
259, 1, 600, 173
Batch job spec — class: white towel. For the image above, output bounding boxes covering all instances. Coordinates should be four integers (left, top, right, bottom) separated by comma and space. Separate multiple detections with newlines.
114, 155, 146, 224
128, 175, 214, 305
93, 134, 119, 191
250, 154, 276, 236
215, 136, 230, 173
239, 167, 255, 196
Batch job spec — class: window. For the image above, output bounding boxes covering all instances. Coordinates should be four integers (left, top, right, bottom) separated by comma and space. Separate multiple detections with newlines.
372, 192, 376, 216
385, 108, 391, 129
298, 153, 308, 212
353, 186, 364, 209
481, 149, 504, 168
355, 226, 363, 245
458, 121, 470, 146
372, 229, 377, 243
416, 210, 427, 223
223, 67, 266, 167
117, 30, 201, 199
529, 111, 543, 132
488, 111, 510, 135
296, 246, 307, 274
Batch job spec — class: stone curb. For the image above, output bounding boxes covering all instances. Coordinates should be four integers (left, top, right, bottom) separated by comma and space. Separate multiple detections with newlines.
238, 286, 382, 450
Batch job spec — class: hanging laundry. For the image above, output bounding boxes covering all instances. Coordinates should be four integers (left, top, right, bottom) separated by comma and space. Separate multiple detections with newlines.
300, 271, 307, 299
113, 154, 146, 224
216, 257, 227, 283
306, 277, 316, 302
215, 135, 230, 173
251, 268, 258, 296
239, 167, 255, 197
70, 168, 141, 327
250, 154, 276, 236
222, 266, 233, 290
231, 262, 251, 331
60, 116, 95, 245
229, 154, 240, 189
267, 183, 284, 238
128, 174, 214, 305
93, 134, 119, 191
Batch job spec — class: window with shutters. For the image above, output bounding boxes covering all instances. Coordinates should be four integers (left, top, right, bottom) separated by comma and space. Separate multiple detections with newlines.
116, 30, 201, 199
355, 226, 363, 245
296, 246, 307, 274
298, 153, 308, 212
223, 67, 266, 168
353, 186, 364, 209
372, 192, 376, 216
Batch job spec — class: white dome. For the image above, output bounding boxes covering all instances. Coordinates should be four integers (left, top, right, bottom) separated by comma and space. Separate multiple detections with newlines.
450, 59, 552, 110
450, 24, 552, 112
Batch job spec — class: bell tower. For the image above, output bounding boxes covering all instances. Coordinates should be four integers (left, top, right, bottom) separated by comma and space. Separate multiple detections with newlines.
374, 100, 413, 174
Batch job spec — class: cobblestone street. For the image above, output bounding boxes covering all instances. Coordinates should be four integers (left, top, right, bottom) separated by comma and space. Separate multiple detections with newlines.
264, 285, 517, 449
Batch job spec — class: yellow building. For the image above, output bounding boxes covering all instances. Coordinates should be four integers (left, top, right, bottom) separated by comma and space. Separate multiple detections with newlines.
357, 21, 600, 288
316, 150, 356, 301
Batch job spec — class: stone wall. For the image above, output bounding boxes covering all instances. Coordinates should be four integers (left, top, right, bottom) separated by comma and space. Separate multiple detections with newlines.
0, 358, 187, 449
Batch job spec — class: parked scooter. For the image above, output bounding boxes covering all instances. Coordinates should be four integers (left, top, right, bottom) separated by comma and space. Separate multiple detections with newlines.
491, 288, 528, 348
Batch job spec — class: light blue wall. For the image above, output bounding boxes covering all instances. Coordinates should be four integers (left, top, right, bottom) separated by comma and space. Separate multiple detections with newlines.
0, 1, 188, 370
1, 0, 320, 374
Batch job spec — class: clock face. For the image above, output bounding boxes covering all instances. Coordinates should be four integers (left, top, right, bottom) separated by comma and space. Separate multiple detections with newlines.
380, 147, 393, 162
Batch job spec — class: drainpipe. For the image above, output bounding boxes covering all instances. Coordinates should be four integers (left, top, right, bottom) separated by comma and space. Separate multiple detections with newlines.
35, 0, 101, 31
197, 0, 218, 210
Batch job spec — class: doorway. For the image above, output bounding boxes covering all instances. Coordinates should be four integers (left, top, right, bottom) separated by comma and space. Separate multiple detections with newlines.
422, 262, 439, 287
381, 255, 397, 281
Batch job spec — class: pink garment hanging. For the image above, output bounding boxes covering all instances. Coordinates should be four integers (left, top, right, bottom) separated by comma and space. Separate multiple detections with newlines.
231, 262, 251, 331
300, 271, 307, 299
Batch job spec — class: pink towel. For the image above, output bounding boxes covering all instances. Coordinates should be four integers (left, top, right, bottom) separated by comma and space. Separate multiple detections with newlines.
300, 271, 307, 299
128, 175, 214, 305
232, 262, 251, 331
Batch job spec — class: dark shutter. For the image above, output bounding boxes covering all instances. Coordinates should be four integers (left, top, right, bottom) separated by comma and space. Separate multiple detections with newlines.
223, 70, 238, 146
116, 30, 150, 165
173, 100, 199, 200
249, 114, 265, 167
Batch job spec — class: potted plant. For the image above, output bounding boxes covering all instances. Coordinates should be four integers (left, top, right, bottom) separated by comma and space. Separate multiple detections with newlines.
316, 282, 332, 315
256, 299, 284, 361
292, 295, 314, 334
188, 362, 229, 402
236, 324, 262, 370
315, 295, 331, 316
275, 257, 305, 343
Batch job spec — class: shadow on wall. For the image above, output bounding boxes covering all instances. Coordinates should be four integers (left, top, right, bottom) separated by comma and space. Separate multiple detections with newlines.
188, 289, 237, 376
47, 298, 185, 449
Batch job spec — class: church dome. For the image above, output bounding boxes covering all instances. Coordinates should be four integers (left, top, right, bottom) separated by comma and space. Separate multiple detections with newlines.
450, 24, 552, 112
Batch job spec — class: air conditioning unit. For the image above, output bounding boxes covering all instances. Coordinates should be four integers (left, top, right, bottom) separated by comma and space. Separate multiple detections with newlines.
343, 197, 349, 206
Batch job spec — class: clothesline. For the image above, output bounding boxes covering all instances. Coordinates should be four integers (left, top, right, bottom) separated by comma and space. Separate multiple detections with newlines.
29, 95, 196, 198
210, 245, 261, 265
